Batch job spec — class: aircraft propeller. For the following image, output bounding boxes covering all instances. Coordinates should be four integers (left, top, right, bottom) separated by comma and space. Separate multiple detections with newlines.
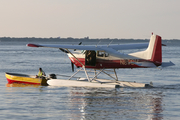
59, 42, 82, 72
71, 42, 82, 72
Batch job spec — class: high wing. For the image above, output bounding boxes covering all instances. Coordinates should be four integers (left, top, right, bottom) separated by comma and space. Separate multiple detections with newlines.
27, 43, 148, 59
27, 43, 148, 51
26, 34, 174, 68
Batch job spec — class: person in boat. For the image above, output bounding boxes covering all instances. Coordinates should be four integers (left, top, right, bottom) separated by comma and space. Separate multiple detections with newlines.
36, 68, 46, 78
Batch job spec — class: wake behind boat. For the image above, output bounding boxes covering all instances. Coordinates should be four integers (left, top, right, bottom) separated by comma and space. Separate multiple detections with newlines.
5, 72, 48, 86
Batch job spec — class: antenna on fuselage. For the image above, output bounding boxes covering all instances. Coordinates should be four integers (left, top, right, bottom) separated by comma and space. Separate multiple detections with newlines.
74, 42, 82, 51
107, 40, 114, 47
96, 40, 101, 47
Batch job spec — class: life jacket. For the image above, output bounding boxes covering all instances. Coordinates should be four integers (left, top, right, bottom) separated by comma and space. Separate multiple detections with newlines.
38, 71, 44, 76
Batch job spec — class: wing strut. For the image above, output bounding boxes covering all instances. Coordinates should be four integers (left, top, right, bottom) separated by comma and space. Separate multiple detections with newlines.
65, 49, 91, 82
101, 69, 118, 81
65, 49, 84, 67
68, 67, 83, 80
65, 49, 119, 82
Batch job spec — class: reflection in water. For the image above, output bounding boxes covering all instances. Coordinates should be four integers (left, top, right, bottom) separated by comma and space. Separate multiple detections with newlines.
69, 87, 163, 120
5, 84, 164, 120
6, 83, 45, 93
6, 83, 41, 88
149, 97, 163, 120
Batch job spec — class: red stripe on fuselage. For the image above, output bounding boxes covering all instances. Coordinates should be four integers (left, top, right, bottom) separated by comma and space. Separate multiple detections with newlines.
69, 57, 146, 69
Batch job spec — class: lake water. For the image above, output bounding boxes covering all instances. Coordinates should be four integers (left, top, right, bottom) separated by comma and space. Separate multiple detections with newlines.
0, 39, 180, 120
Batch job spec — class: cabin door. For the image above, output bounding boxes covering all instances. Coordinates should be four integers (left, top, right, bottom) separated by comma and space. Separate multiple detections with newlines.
85, 50, 96, 66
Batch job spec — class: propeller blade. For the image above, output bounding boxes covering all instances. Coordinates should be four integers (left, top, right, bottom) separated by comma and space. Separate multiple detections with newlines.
59, 42, 81, 72
71, 61, 74, 72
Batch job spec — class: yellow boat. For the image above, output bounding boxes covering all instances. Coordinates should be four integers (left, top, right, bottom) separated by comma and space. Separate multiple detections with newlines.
5, 72, 48, 86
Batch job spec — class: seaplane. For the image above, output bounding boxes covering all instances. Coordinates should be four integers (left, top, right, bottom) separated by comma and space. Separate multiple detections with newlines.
27, 33, 174, 88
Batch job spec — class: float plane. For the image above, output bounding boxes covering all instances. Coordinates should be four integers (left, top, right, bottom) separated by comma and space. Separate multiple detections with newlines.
27, 33, 174, 88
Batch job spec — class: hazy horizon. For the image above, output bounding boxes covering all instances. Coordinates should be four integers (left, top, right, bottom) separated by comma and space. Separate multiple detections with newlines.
0, 0, 180, 39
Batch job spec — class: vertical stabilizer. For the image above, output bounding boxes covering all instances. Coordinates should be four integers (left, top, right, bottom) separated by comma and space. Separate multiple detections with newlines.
130, 34, 162, 66
149, 35, 162, 65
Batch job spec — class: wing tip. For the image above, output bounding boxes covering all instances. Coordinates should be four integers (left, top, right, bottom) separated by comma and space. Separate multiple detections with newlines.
26, 43, 41, 47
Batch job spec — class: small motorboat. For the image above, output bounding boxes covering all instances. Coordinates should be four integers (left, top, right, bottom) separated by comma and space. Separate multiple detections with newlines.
5, 72, 48, 86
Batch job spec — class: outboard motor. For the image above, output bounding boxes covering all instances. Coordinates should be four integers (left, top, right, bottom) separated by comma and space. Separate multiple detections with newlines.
49, 74, 57, 79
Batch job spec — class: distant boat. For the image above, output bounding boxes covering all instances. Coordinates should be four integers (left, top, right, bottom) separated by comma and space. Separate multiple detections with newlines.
5, 72, 48, 86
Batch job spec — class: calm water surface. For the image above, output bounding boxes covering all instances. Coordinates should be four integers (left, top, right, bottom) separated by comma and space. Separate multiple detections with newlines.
0, 40, 180, 120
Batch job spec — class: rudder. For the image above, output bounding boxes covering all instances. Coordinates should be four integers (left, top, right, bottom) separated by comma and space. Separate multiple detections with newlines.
129, 34, 162, 66
150, 35, 162, 65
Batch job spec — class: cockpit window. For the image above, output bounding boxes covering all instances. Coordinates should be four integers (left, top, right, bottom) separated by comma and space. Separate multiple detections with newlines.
105, 53, 109, 57
97, 51, 104, 57
97, 51, 109, 57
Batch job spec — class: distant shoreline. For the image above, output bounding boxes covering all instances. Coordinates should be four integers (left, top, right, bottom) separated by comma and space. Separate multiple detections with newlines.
0, 37, 179, 41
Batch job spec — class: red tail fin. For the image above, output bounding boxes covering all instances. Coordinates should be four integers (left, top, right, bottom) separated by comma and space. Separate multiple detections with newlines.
130, 34, 162, 66
150, 35, 162, 65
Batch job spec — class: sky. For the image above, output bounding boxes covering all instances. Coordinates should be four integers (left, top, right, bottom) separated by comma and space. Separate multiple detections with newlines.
0, 0, 180, 39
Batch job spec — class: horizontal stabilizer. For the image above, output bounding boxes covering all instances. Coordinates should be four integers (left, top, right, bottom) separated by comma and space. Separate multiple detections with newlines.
161, 61, 175, 67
